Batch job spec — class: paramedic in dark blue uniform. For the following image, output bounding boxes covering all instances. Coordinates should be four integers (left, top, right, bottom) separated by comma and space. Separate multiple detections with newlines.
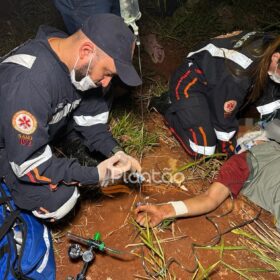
151, 31, 280, 158
0, 14, 142, 221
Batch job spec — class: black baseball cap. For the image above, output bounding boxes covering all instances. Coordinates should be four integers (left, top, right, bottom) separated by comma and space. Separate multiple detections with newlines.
81, 13, 142, 87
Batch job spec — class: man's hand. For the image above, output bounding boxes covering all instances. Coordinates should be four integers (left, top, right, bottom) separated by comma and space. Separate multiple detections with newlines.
115, 151, 141, 173
134, 203, 175, 227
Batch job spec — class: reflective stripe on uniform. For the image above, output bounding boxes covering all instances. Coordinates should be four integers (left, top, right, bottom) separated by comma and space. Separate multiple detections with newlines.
189, 139, 216, 155
2, 54, 36, 69
214, 129, 236, 141
187, 43, 253, 69
49, 99, 81, 124
32, 187, 80, 221
36, 225, 50, 273
256, 100, 280, 116
73, 111, 109, 126
10, 145, 52, 177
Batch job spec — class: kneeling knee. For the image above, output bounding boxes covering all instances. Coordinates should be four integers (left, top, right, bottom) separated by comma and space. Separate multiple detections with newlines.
32, 187, 80, 221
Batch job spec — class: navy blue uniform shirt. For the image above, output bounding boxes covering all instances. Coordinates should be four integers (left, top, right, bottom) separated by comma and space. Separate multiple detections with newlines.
0, 25, 118, 186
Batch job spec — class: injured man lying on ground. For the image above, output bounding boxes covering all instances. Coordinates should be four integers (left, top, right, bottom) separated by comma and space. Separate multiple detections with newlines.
135, 119, 280, 231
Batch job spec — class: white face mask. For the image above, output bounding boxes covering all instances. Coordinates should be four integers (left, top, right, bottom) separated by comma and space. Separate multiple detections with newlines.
269, 73, 280, 84
268, 63, 280, 84
70, 54, 100, 91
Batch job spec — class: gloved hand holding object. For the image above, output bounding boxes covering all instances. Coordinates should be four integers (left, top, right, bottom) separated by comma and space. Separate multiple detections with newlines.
115, 151, 141, 173
97, 151, 141, 186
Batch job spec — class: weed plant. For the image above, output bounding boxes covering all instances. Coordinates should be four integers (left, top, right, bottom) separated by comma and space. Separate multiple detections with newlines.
194, 228, 280, 279
110, 111, 159, 157
131, 218, 176, 279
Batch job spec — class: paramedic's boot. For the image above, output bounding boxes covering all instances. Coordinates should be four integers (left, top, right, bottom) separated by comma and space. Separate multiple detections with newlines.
148, 91, 171, 115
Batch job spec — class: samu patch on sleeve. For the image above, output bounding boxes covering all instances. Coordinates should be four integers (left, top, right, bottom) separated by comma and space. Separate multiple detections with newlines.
224, 100, 237, 118
12, 110, 37, 135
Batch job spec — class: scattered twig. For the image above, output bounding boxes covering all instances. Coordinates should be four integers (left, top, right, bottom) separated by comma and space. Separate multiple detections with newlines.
125, 234, 188, 248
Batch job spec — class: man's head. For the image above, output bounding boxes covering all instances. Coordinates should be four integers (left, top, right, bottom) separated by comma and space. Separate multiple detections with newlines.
71, 13, 142, 89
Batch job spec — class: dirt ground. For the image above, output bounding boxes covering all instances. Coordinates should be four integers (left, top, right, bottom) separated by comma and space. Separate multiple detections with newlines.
54, 41, 280, 278
53, 122, 279, 279
0, 1, 280, 279
53, 24, 280, 279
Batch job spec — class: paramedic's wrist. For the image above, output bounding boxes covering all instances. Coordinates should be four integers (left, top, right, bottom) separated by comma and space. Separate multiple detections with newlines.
110, 145, 123, 157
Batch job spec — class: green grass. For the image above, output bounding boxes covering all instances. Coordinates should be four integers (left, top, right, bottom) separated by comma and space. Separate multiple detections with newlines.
232, 228, 280, 272
193, 259, 220, 280
232, 228, 280, 254
131, 217, 176, 279
146, 78, 169, 98
173, 153, 227, 174
194, 227, 280, 279
110, 111, 159, 157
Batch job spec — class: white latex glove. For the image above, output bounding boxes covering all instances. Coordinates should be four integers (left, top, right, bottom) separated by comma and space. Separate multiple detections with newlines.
114, 151, 141, 173
97, 152, 141, 186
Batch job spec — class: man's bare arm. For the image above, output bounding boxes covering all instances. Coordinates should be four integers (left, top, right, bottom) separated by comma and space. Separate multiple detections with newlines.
135, 182, 230, 227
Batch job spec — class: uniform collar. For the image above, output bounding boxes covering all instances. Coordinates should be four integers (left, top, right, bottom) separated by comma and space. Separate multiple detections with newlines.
35, 25, 69, 73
